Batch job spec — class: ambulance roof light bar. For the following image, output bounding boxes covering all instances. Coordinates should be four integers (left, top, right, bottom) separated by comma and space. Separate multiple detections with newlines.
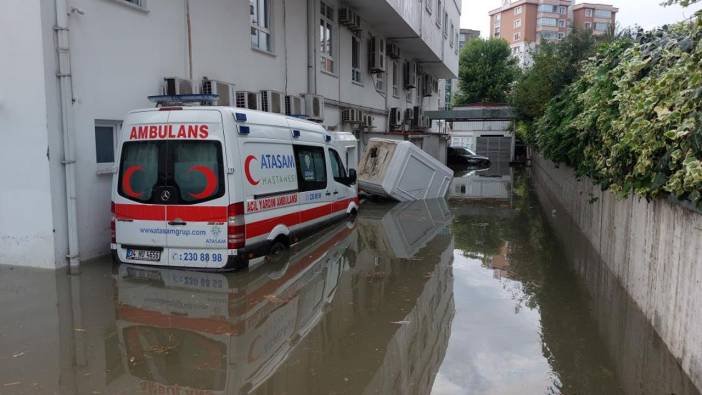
147, 94, 219, 107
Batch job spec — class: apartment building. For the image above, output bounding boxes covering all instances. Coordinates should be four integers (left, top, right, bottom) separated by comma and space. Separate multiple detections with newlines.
439, 28, 480, 110
0, 0, 460, 269
572, 3, 618, 35
489, 0, 573, 65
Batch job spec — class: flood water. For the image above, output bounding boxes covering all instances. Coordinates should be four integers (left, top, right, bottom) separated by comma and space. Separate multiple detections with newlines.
0, 166, 699, 394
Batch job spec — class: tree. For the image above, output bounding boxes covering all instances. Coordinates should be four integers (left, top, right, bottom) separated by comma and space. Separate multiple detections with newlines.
454, 38, 519, 105
661, 0, 699, 6
511, 29, 598, 123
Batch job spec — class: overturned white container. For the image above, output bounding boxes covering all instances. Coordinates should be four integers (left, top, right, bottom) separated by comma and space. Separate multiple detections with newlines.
358, 138, 453, 201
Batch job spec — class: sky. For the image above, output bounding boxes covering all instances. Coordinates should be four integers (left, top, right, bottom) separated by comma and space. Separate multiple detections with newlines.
460, 0, 702, 37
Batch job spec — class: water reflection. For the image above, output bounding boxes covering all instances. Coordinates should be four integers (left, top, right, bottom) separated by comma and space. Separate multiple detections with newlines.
449, 162, 513, 202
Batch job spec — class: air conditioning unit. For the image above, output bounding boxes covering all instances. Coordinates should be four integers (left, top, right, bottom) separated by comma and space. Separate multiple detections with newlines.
396, 108, 404, 128
200, 78, 235, 106
259, 90, 284, 114
285, 95, 303, 116
163, 77, 194, 96
411, 106, 423, 129
362, 114, 373, 128
387, 42, 401, 59
404, 61, 417, 89
389, 107, 399, 128
339, 7, 362, 31
303, 94, 325, 121
235, 91, 259, 110
368, 36, 386, 73
423, 75, 434, 97
403, 108, 413, 125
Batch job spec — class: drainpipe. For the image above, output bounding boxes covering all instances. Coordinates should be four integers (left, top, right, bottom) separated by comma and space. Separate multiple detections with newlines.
186, 0, 193, 80
306, 0, 316, 95
55, 0, 80, 273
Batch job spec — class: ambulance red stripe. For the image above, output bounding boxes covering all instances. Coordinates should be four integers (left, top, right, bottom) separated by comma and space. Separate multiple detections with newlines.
115, 197, 358, 239
114, 204, 227, 222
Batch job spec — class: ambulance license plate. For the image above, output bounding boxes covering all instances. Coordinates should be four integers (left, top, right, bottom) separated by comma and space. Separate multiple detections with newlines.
126, 249, 161, 262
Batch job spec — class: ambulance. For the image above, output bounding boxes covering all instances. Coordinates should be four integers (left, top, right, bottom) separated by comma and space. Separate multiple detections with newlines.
111, 106, 359, 270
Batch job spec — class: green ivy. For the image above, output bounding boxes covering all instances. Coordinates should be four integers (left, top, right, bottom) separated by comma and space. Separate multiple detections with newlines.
530, 20, 702, 206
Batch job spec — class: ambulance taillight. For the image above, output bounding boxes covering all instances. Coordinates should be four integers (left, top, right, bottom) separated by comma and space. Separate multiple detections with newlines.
228, 202, 245, 249
110, 202, 116, 244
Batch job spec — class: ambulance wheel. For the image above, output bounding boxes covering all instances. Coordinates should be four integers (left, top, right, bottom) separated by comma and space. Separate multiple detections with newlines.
228, 256, 249, 271
269, 239, 288, 256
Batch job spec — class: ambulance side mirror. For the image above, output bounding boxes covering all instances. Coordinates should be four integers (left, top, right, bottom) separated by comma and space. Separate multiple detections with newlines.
347, 169, 357, 185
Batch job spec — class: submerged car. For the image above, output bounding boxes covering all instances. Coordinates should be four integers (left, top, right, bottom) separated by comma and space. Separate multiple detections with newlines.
447, 147, 491, 167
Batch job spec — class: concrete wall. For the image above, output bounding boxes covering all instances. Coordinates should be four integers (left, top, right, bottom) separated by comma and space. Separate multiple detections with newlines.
533, 155, 702, 390
535, 174, 700, 395
0, 0, 57, 268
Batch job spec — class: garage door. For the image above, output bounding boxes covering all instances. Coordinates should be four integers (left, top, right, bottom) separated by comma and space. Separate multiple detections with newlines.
476, 136, 513, 162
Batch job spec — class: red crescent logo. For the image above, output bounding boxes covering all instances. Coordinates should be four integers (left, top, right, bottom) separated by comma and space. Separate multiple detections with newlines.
188, 165, 218, 199
122, 165, 143, 198
244, 155, 259, 185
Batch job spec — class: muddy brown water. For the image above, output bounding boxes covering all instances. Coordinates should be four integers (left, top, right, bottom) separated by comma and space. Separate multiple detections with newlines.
0, 167, 698, 394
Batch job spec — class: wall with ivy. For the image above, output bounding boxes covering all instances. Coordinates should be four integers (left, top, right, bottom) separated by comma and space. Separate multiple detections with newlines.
526, 19, 702, 207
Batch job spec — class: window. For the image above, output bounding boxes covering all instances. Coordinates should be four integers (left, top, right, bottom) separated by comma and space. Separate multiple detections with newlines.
95, 122, 118, 164
443, 11, 448, 37
537, 17, 558, 27
594, 22, 610, 31
118, 141, 224, 204
513, 32, 521, 42
351, 34, 362, 83
558, 19, 566, 28
514, 6, 522, 15
436, 0, 442, 27
585, 22, 592, 29
95, 121, 120, 173
112, 0, 147, 10
392, 61, 399, 97
558, 32, 565, 39
293, 145, 327, 191
539, 31, 559, 41
595, 9, 612, 18
449, 23, 454, 47
250, 0, 272, 52
320, 1, 335, 74
328, 149, 348, 182
514, 19, 521, 28
538, 4, 558, 13
585, 8, 593, 17
375, 72, 385, 93
172, 142, 225, 203
559, 6, 567, 15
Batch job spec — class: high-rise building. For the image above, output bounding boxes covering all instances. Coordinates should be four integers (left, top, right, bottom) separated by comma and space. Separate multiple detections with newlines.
458, 28, 481, 49
488, 1, 617, 65
572, 3, 619, 35
489, 0, 572, 65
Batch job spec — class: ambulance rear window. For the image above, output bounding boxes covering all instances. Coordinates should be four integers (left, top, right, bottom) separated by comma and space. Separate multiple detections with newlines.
118, 140, 224, 205
118, 142, 159, 203
172, 141, 223, 203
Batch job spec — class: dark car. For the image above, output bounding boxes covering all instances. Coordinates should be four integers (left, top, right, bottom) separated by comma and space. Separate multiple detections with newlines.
447, 147, 491, 167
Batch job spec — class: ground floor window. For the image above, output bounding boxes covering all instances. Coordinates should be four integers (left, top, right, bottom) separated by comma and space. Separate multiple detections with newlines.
95, 120, 121, 174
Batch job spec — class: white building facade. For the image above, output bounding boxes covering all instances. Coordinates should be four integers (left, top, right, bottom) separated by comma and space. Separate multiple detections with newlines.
0, 0, 460, 269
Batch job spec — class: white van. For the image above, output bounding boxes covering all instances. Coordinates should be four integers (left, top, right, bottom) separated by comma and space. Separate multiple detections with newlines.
111, 106, 359, 270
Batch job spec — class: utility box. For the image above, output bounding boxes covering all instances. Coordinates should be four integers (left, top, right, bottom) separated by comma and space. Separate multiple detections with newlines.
358, 138, 453, 201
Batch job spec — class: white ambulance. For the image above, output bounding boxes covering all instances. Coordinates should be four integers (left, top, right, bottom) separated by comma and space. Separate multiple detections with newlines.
111, 106, 359, 270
